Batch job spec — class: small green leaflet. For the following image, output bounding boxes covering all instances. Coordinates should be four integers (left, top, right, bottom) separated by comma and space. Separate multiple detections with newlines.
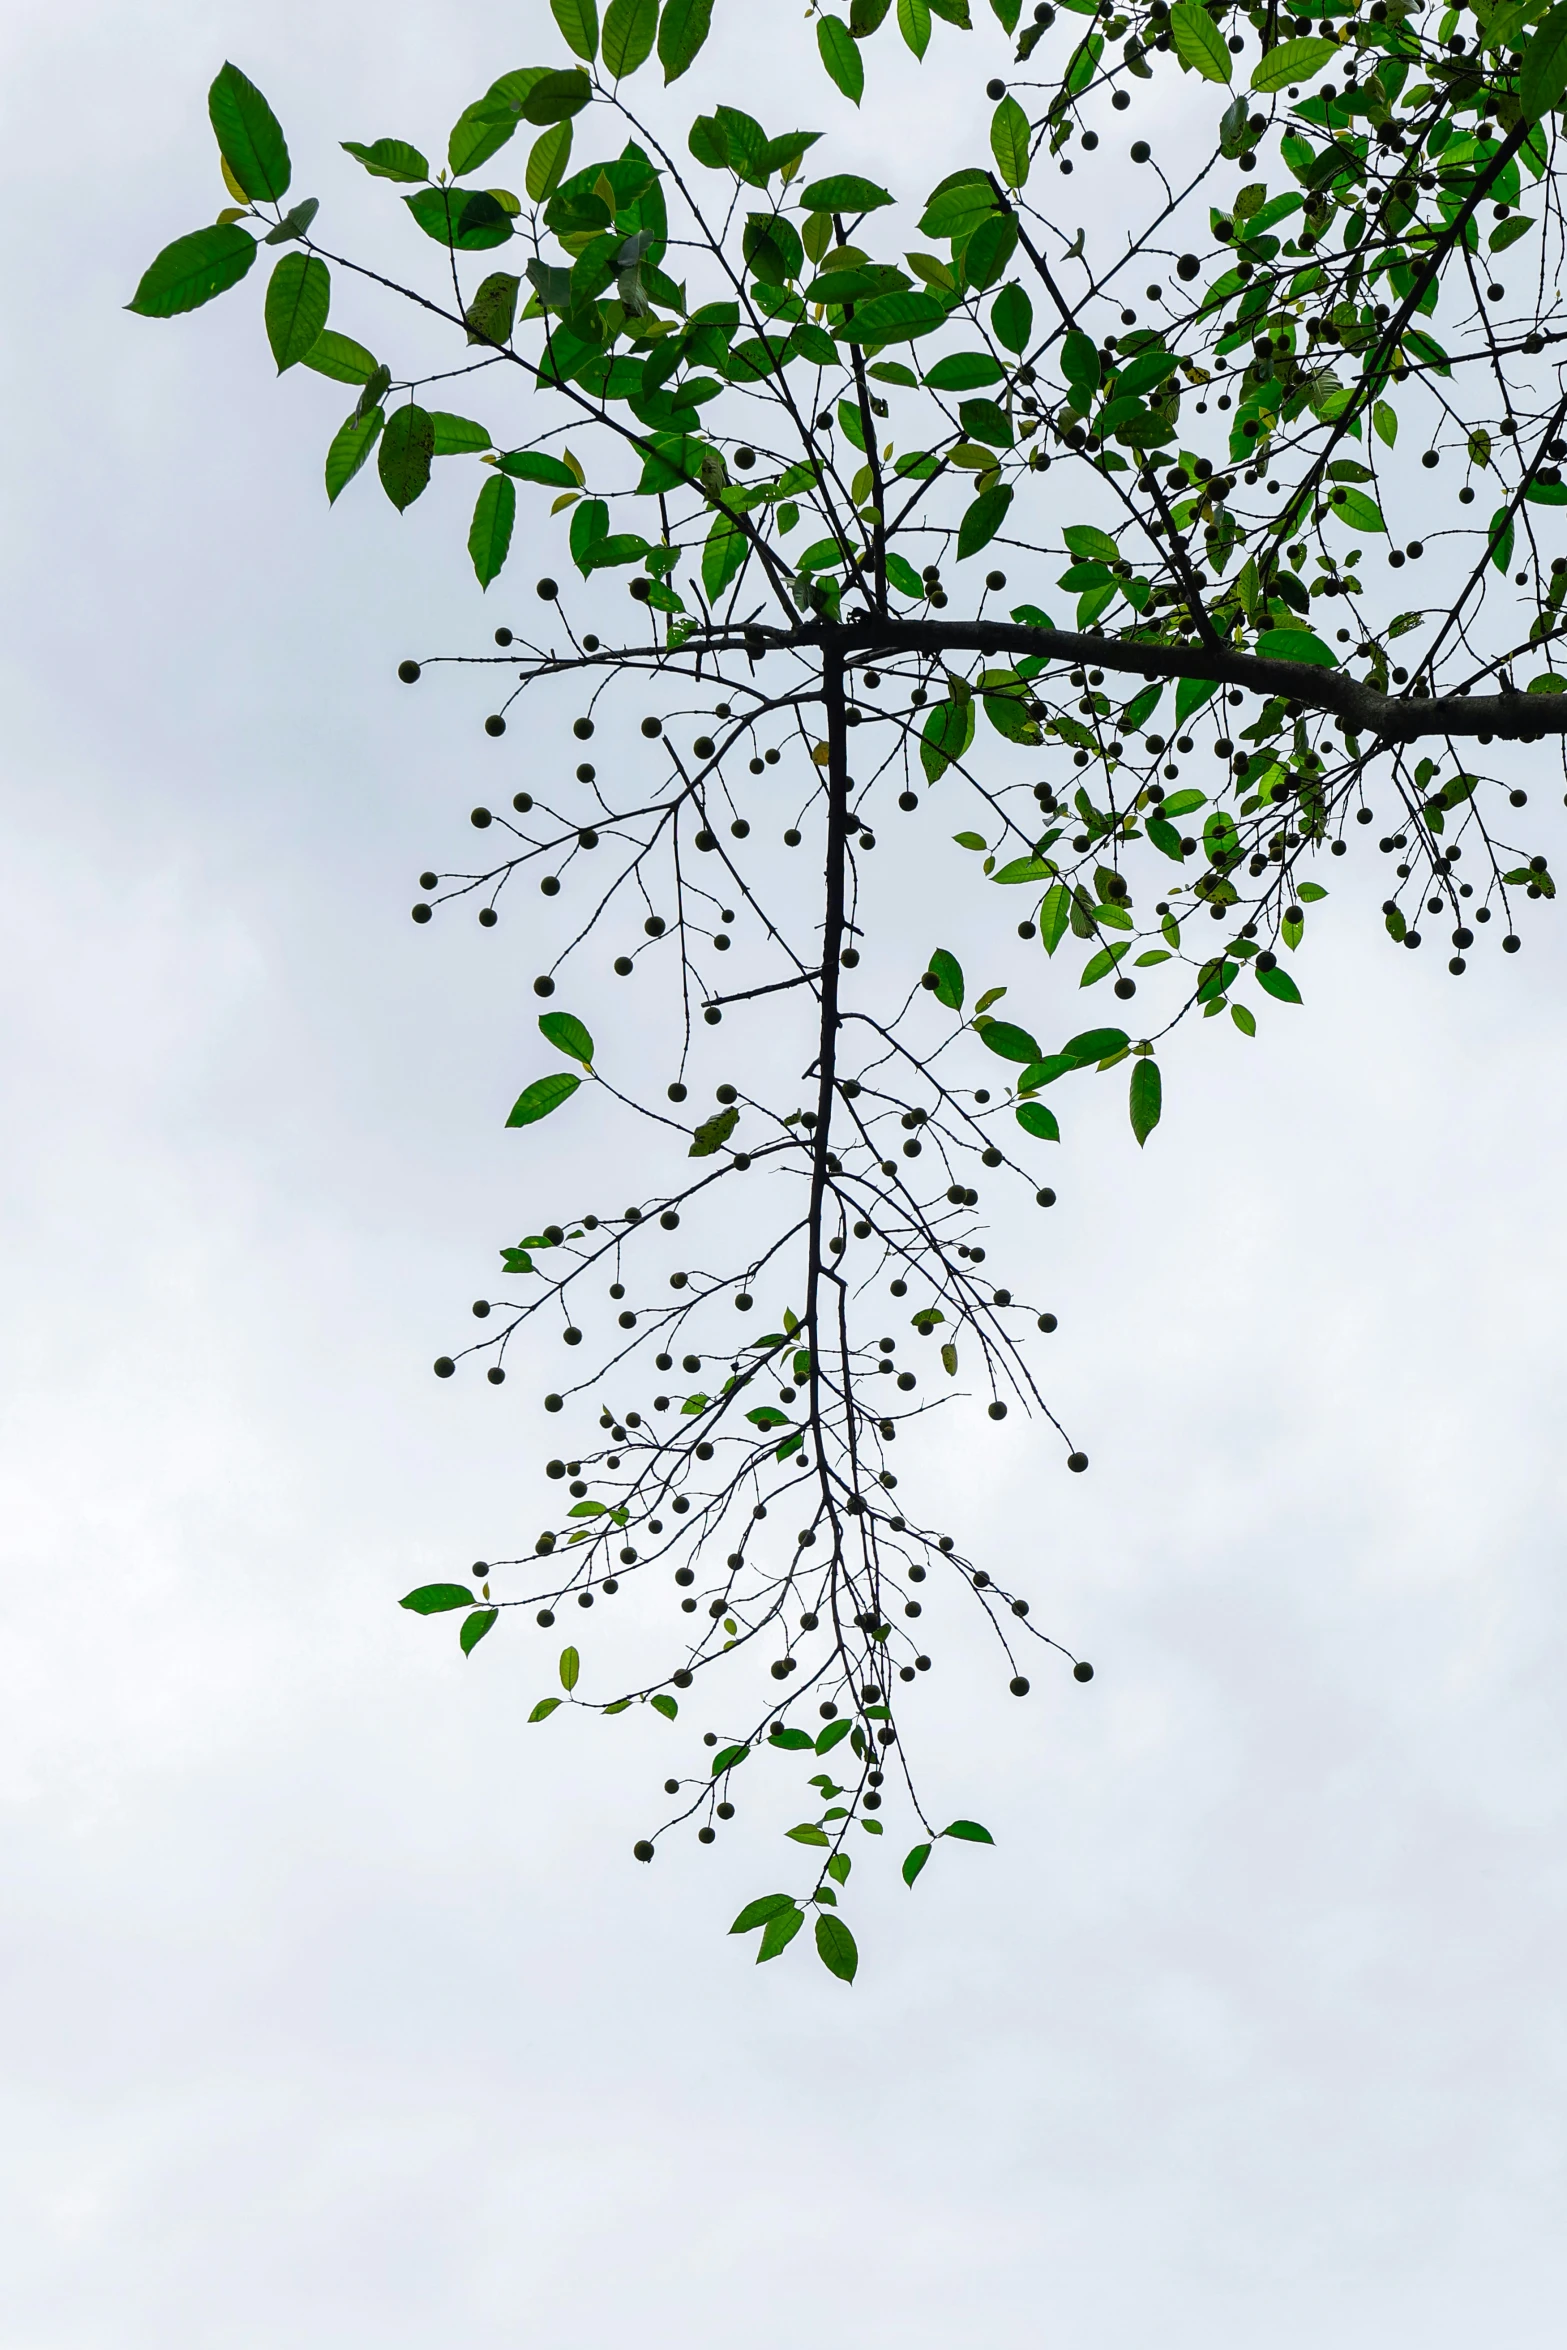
1129, 1058, 1162, 1147
1250, 36, 1335, 92
990, 94, 1031, 189
690, 1105, 740, 1157
1174, 674, 1220, 723
991, 282, 1032, 352
1038, 884, 1071, 956
712, 1743, 750, 1776
400, 1583, 476, 1613
815, 1912, 859, 1983
943, 1819, 995, 1843
957, 483, 1012, 560
302, 330, 377, 385
529, 1697, 562, 1721
209, 61, 292, 202
1170, 0, 1232, 80
758, 1907, 806, 1962
602, 0, 660, 76
1326, 486, 1385, 534
903, 1841, 933, 1886
921, 695, 975, 780
1490, 509, 1516, 573
506, 1072, 581, 1127
979, 1020, 1041, 1064
927, 948, 964, 1010
127, 224, 257, 319
341, 137, 429, 183
469, 474, 515, 588
430, 412, 492, 456
801, 173, 893, 211
539, 1010, 596, 1067
703, 507, 749, 603
900, 0, 933, 55
817, 12, 865, 101
1258, 965, 1303, 1005
885, 552, 926, 599
1254, 627, 1337, 668
660, 0, 716, 81
651, 1692, 679, 1720
925, 351, 1004, 390
769, 1726, 814, 1749
264, 252, 330, 373
1064, 523, 1118, 564
1063, 1025, 1128, 1064
462, 1609, 498, 1655
325, 407, 381, 503
731, 1893, 797, 1933
378, 404, 435, 510
816, 1717, 853, 1754
559, 1645, 581, 1692
498, 448, 579, 487
788, 1823, 830, 1846
551, 0, 600, 60
1016, 1101, 1060, 1142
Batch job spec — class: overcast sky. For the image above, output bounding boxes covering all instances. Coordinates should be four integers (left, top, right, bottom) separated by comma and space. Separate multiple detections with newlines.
3, 4, 1565, 2344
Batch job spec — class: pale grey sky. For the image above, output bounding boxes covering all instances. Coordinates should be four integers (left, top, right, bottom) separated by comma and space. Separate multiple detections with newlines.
2, 4, 1565, 2344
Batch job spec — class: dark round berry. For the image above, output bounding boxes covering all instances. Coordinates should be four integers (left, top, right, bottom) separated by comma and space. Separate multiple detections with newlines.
1067, 1450, 1088, 1472
1009, 1676, 1030, 1696
544, 1393, 563, 1412
1073, 1660, 1094, 1683
629, 578, 651, 602
494, 628, 513, 647
534, 976, 555, 996
411, 903, 432, 923
614, 956, 633, 975
573, 718, 594, 740
697, 1826, 716, 1843
433, 1356, 455, 1378
641, 716, 663, 738
1036, 1188, 1056, 1207
537, 579, 558, 600
987, 76, 1006, 98
985, 570, 1006, 591
673, 1669, 693, 1688
397, 659, 420, 683
633, 1839, 655, 1862
419, 871, 439, 890
988, 1401, 1007, 1420
486, 1366, 505, 1385
484, 715, 506, 737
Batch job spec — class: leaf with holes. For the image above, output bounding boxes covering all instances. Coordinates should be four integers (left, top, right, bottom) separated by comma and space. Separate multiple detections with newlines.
378, 405, 435, 510
690, 1105, 740, 1157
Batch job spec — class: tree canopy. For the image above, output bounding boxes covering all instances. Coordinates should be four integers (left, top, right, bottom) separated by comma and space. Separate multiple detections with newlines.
131, 0, 1567, 1983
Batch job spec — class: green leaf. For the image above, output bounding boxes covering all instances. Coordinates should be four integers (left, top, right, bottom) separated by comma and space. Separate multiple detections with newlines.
341, 137, 429, 183
1174, 675, 1220, 723
815, 1912, 859, 1982
1325, 486, 1385, 534
885, 552, 927, 599
899, 0, 933, 53
660, 0, 715, 79
467, 272, 521, 347
301, 329, 377, 384
943, 1818, 995, 1843
500, 1247, 534, 1274
819, 8, 867, 96
758, 1906, 806, 1962
731, 1893, 798, 1933
1129, 1057, 1162, 1146
1257, 965, 1303, 1004
127, 224, 256, 319
324, 406, 382, 503
650, 1692, 679, 1719
1491, 213, 1536, 253
1063, 523, 1118, 564
1231, 1001, 1257, 1037
902, 1841, 933, 1887
523, 66, 594, 121
559, 1645, 581, 1691
702, 505, 749, 603
447, 99, 521, 180
924, 350, 1004, 390
498, 448, 580, 487
816, 1717, 853, 1753
1038, 883, 1071, 956
712, 1743, 750, 1776
209, 61, 291, 202
1016, 1100, 1060, 1142
787, 1823, 831, 1846
801, 173, 894, 211
570, 497, 610, 576
957, 483, 1012, 560
990, 94, 1031, 189
263, 253, 330, 373
400, 1583, 477, 1613
841, 290, 948, 342
403, 186, 515, 251
378, 404, 435, 510
1061, 328, 1100, 399
1521, 0, 1567, 119
506, 1071, 582, 1126
1254, 627, 1337, 668
921, 694, 976, 780
602, 0, 660, 74
528, 121, 576, 201
769, 1726, 815, 1748
927, 948, 965, 1010
528, 1697, 562, 1721
978, 1019, 1040, 1064
552, 0, 601, 58
1490, 508, 1516, 572
961, 212, 1018, 291
1080, 942, 1131, 987
430, 411, 492, 457
690, 1104, 740, 1157
469, 473, 516, 588
539, 1010, 596, 1066
990, 283, 1032, 352
1250, 36, 1335, 92
1063, 1026, 1128, 1064
1169, 0, 1232, 81
461, 1608, 498, 1655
